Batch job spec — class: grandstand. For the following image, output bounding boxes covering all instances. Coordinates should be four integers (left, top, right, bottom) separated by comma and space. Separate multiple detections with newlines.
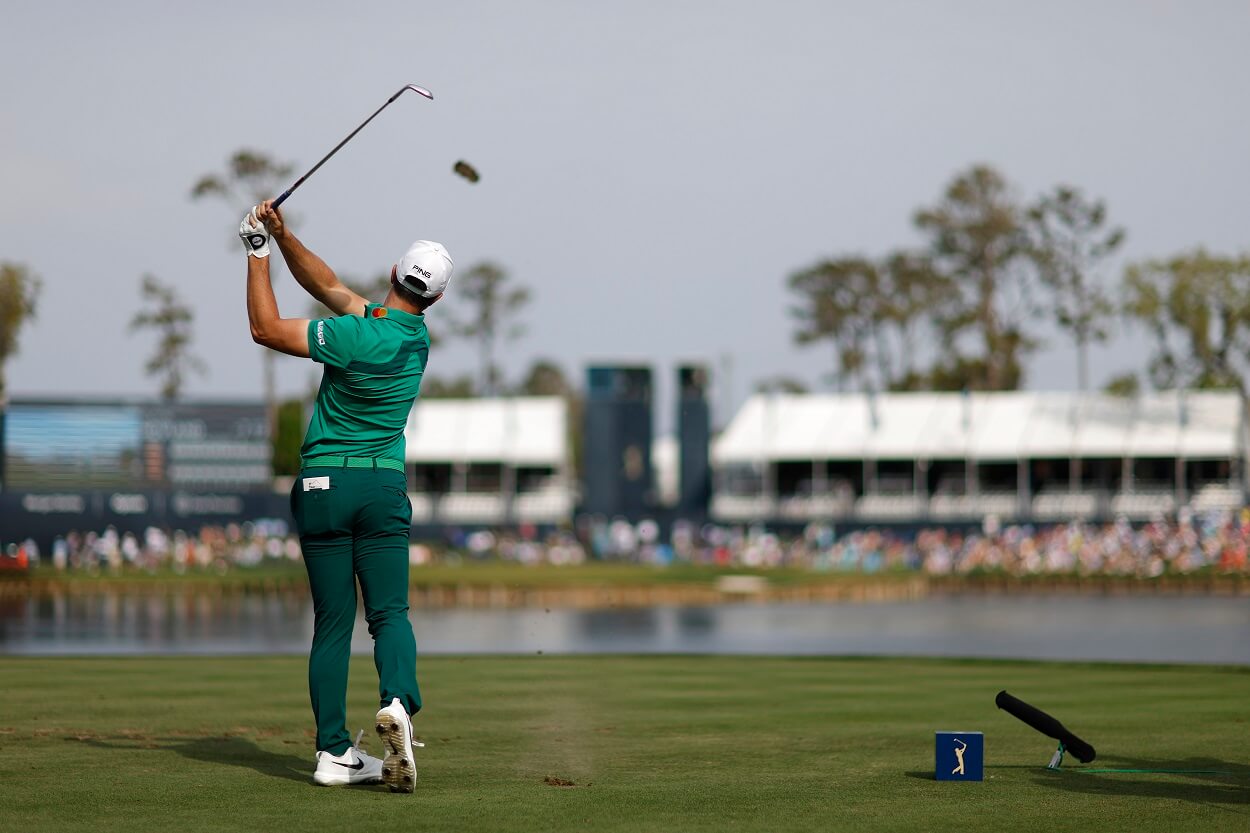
404, 397, 574, 526
710, 390, 1246, 524
4, 389, 1243, 539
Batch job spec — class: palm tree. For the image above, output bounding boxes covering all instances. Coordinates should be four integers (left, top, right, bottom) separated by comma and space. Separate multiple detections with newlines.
448, 262, 531, 396
0, 262, 41, 490
1028, 185, 1125, 392
190, 150, 296, 427
129, 275, 206, 401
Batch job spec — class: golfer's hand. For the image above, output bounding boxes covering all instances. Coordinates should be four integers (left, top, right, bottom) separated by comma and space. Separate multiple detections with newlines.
256, 200, 287, 240
239, 207, 270, 258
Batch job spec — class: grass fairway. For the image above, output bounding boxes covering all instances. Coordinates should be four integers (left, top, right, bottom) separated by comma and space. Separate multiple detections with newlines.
1, 656, 1247, 832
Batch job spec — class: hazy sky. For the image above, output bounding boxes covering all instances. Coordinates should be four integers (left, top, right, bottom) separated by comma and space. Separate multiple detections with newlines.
3, 1, 1248, 430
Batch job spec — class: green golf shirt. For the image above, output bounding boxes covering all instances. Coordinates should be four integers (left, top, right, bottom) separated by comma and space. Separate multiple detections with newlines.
301, 303, 429, 461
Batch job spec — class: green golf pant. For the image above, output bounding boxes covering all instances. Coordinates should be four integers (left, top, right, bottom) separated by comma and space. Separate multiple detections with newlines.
290, 464, 421, 755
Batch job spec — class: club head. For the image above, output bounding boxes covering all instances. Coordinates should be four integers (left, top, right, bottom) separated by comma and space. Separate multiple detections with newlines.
387, 84, 434, 104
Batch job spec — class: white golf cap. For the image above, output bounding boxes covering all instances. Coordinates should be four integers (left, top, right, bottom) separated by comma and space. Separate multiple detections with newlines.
396, 240, 454, 298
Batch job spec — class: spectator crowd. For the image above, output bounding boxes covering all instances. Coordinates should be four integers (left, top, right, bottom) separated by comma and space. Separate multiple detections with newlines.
4, 507, 1249, 577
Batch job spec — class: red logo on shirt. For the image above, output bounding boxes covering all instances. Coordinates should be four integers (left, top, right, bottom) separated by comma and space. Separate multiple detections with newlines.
371, 307, 388, 318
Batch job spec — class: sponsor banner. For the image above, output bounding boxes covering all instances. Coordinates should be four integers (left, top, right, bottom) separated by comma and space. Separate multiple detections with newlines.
0, 490, 292, 549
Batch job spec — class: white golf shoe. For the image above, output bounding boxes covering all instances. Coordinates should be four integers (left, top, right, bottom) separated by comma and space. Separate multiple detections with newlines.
312, 733, 384, 786
375, 698, 425, 794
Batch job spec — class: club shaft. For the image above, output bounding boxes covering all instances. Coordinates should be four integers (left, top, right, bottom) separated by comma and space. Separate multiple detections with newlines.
272, 85, 432, 209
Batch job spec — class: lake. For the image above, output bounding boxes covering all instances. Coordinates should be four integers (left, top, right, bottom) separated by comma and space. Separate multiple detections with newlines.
2, 592, 1247, 663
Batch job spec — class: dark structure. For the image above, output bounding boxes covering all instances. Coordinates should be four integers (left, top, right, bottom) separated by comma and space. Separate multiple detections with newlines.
582, 365, 653, 518
676, 365, 711, 518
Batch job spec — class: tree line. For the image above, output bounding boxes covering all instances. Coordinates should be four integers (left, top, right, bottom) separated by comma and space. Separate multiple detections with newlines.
784, 163, 1250, 399
2, 159, 1248, 474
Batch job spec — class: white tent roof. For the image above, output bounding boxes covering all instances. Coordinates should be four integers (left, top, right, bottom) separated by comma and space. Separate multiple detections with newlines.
713, 391, 1244, 464
1126, 393, 1186, 457
966, 393, 1036, 459
1179, 391, 1243, 457
404, 397, 567, 465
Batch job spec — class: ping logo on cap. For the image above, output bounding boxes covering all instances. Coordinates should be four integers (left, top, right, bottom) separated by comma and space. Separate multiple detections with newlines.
397, 239, 453, 297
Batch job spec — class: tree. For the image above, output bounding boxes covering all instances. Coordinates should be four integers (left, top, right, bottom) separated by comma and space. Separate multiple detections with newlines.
0, 262, 41, 404
1103, 373, 1140, 397
516, 358, 584, 476
1121, 250, 1250, 396
914, 165, 1036, 390
788, 256, 882, 391
0, 262, 41, 490
518, 359, 572, 397
190, 151, 296, 425
190, 150, 295, 208
129, 275, 206, 401
755, 376, 809, 394
272, 398, 307, 476
878, 251, 949, 391
1028, 186, 1125, 391
419, 374, 477, 398
787, 252, 946, 392
448, 262, 531, 396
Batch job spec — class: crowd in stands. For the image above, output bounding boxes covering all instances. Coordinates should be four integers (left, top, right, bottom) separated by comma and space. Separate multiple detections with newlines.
648, 508, 1250, 576
1, 520, 300, 573
4, 507, 1248, 577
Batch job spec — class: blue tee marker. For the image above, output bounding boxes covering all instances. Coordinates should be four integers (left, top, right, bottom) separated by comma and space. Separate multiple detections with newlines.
935, 732, 983, 781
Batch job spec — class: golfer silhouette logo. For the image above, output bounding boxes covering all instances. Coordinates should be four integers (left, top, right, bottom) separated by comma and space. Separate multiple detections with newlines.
952, 738, 967, 776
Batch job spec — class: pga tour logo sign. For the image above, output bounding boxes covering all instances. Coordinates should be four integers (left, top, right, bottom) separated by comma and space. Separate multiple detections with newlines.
935, 732, 983, 781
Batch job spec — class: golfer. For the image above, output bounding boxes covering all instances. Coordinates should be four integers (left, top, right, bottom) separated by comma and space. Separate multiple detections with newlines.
240, 200, 451, 793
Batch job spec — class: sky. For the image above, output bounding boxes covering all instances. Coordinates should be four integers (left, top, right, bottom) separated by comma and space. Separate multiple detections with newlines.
2, 0, 1248, 433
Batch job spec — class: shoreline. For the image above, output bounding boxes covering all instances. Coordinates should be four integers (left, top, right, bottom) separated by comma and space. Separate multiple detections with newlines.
2, 571, 1246, 607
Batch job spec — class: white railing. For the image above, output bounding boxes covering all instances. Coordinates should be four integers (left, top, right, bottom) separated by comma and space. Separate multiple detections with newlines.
513, 491, 575, 523
710, 495, 775, 522
1032, 490, 1099, 520
929, 493, 1018, 519
1190, 483, 1243, 512
1110, 490, 1175, 518
856, 494, 926, 520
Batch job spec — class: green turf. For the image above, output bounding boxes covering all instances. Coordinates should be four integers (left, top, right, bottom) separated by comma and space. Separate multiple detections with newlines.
1, 656, 1247, 832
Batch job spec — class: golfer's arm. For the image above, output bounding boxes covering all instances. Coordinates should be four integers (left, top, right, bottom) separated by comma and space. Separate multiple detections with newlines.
273, 230, 368, 317
247, 255, 311, 358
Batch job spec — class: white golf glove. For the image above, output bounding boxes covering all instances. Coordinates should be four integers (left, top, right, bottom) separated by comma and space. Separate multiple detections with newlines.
239, 207, 270, 258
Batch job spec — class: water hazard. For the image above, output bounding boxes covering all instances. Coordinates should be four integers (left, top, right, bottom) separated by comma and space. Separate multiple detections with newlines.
2, 593, 1247, 664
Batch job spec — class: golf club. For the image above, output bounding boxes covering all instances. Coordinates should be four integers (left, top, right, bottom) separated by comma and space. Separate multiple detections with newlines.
271, 83, 434, 209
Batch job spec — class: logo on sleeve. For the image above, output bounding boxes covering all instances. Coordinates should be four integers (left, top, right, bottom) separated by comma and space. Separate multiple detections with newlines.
316, 320, 326, 346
